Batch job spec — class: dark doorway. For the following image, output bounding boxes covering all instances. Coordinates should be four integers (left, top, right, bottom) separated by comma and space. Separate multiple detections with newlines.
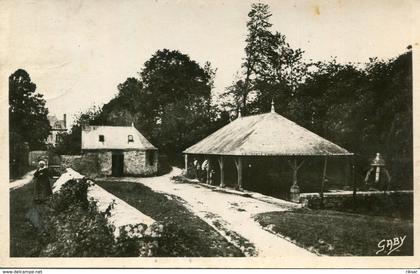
112, 151, 124, 176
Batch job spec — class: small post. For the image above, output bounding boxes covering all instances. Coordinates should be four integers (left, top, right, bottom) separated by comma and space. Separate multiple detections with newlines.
384, 169, 391, 192
320, 156, 328, 209
218, 156, 225, 188
235, 157, 243, 190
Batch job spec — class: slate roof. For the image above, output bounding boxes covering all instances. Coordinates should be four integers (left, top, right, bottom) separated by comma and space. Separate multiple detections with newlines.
184, 111, 352, 156
82, 125, 157, 150
48, 115, 66, 130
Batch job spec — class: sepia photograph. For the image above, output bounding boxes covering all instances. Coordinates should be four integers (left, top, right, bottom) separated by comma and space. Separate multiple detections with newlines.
1, 0, 418, 268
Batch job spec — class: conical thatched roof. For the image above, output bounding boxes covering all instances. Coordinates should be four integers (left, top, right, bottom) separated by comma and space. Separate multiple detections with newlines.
184, 111, 352, 156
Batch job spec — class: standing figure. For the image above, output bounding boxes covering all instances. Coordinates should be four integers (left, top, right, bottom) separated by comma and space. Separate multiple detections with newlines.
193, 159, 199, 179
201, 159, 209, 183
33, 160, 52, 203
209, 169, 215, 185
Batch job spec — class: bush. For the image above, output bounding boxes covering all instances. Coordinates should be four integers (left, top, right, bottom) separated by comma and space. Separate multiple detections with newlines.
39, 178, 158, 257
48, 179, 92, 212
40, 201, 115, 256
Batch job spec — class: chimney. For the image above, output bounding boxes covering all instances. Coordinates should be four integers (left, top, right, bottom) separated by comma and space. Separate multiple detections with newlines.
63, 114, 67, 129
81, 120, 89, 130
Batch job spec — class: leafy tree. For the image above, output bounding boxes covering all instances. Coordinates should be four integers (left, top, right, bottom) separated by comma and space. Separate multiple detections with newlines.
287, 49, 412, 188
9, 69, 51, 176
225, 3, 307, 115
59, 49, 219, 157
55, 106, 103, 155
240, 3, 275, 111
138, 49, 216, 153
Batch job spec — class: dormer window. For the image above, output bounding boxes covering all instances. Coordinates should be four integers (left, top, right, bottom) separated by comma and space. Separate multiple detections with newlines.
99, 135, 105, 142
128, 135, 134, 143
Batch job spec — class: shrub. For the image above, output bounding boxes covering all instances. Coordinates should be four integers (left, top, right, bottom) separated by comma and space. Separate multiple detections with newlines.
39, 178, 158, 257
40, 200, 115, 256
113, 223, 162, 257
48, 178, 92, 212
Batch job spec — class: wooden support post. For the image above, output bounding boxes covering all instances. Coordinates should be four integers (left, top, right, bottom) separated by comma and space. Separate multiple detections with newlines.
352, 165, 356, 196
218, 156, 225, 187
184, 154, 188, 171
320, 156, 328, 209
235, 157, 243, 190
345, 158, 350, 186
292, 159, 298, 186
206, 158, 211, 184
352, 158, 357, 201
288, 158, 304, 203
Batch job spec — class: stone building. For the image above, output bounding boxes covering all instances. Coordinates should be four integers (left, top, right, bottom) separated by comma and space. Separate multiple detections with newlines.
46, 114, 67, 146
81, 124, 158, 176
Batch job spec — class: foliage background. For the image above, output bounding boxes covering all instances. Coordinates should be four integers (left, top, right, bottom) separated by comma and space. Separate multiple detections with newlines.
9, 69, 51, 178
10, 3, 412, 189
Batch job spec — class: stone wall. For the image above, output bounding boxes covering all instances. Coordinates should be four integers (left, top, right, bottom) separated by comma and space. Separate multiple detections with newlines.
123, 150, 144, 175
61, 149, 158, 177
28, 150, 49, 167
61, 154, 99, 177
142, 150, 158, 176
300, 190, 413, 219
97, 151, 112, 176
123, 150, 158, 176
60, 155, 82, 170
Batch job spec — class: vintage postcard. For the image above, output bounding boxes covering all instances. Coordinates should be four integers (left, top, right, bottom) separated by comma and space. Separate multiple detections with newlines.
0, 0, 419, 268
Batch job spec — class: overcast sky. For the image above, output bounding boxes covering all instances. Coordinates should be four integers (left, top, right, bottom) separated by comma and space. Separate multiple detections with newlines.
1, 0, 413, 126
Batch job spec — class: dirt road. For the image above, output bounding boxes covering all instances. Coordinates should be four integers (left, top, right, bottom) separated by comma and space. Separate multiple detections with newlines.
9, 170, 35, 190
105, 167, 316, 257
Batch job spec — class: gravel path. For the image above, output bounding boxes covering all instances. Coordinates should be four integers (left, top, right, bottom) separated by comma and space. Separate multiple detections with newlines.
9, 170, 35, 190
102, 167, 316, 257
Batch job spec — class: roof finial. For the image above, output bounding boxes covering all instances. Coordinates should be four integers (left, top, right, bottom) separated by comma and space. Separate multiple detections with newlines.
271, 99, 275, 113
131, 121, 134, 127
238, 108, 242, 118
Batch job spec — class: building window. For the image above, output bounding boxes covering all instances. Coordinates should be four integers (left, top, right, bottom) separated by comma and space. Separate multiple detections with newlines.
99, 135, 105, 142
128, 135, 134, 142
146, 151, 154, 166
55, 134, 63, 144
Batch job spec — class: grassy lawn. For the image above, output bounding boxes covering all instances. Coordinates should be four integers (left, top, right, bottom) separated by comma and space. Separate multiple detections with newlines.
255, 208, 413, 256
11, 179, 244, 257
96, 180, 244, 257
10, 182, 42, 257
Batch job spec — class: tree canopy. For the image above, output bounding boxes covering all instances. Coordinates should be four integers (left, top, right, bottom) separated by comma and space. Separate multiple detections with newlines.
9, 69, 51, 149
220, 3, 412, 188
59, 49, 222, 156
54, 106, 103, 155
225, 3, 307, 116
55, 3, 412, 189
9, 69, 51, 176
